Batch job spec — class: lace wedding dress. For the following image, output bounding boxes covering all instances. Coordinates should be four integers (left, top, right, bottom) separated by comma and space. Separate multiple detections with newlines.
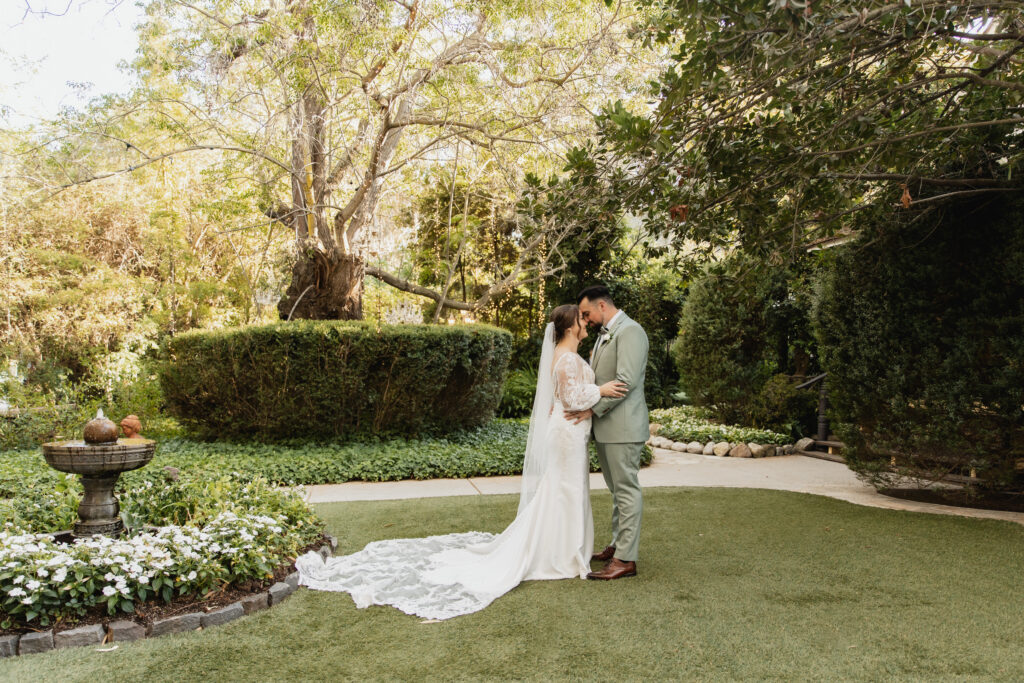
296, 325, 600, 620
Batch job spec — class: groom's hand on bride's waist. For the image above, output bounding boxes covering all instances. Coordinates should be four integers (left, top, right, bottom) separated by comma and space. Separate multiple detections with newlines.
564, 408, 593, 424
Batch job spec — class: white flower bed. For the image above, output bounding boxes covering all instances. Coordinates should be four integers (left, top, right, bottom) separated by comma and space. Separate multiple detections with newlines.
650, 407, 789, 445
1, 511, 291, 629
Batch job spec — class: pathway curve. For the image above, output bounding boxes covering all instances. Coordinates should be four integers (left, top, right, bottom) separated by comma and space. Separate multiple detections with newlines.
304, 449, 1024, 526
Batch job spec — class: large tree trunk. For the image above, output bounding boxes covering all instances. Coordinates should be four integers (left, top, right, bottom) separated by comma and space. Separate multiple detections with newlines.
278, 249, 364, 320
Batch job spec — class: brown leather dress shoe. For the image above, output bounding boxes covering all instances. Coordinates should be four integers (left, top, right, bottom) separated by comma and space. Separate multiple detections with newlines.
591, 545, 616, 562
587, 558, 637, 580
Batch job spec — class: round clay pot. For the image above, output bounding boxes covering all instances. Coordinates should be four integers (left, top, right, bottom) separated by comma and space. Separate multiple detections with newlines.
83, 416, 119, 444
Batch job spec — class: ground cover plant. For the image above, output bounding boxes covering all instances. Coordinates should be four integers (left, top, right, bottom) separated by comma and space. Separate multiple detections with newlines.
0, 420, 652, 494
650, 406, 789, 446
0, 475, 323, 630
4, 488, 1024, 680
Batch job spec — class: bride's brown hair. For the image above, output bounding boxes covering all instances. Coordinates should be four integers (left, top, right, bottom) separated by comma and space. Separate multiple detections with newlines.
549, 304, 580, 344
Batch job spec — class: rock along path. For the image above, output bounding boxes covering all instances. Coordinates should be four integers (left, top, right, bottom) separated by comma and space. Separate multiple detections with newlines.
304, 449, 1024, 526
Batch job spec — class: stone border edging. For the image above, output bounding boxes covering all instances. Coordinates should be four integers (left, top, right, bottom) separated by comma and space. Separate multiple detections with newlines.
0, 535, 337, 659
647, 432, 799, 459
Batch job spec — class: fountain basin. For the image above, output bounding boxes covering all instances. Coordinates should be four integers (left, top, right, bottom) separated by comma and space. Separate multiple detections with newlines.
42, 438, 156, 476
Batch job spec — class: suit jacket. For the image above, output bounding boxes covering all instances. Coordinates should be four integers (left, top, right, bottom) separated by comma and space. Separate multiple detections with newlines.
590, 312, 649, 443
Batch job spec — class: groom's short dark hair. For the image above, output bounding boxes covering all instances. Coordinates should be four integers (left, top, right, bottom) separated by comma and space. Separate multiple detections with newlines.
577, 285, 614, 305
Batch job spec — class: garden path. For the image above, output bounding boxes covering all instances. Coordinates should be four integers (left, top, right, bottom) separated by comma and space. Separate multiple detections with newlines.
304, 449, 1024, 526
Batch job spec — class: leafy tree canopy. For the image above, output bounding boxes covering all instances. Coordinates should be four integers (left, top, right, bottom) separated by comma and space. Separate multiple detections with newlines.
577, 0, 1024, 259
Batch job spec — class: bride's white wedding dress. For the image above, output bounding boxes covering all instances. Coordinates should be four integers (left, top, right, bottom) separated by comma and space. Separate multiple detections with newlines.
295, 326, 600, 620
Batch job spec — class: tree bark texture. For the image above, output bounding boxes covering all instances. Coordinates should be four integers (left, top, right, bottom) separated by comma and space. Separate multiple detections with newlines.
278, 249, 364, 321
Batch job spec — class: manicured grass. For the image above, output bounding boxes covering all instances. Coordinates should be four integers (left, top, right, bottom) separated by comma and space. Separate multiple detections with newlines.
5, 488, 1024, 681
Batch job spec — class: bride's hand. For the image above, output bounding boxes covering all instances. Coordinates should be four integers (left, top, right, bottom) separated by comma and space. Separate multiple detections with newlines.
599, 380, 627, 398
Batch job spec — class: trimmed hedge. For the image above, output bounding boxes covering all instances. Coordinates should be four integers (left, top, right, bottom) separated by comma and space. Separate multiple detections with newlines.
158, 321, 512, 439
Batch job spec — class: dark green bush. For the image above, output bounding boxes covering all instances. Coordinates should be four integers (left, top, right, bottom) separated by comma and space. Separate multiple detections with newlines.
814, 197, 1024, 490
748, 374, 818, 438
498, 367, 538, 418
672, 254, 818, 428
158, 321, 512, 439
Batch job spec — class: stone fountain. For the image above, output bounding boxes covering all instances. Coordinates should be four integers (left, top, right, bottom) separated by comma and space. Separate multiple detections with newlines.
42, 409, 156, 538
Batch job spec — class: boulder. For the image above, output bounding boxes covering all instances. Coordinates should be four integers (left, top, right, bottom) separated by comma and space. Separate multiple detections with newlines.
782, 444, 793, 455
729, 443, 753, 458
285, 572, 301, 590
712, 442, 731, 457
795, 437, 814, 452
748, 443, 767, 458
670, 442, 687, 452
649, 423, 662, 436
686, 441, 704, 454
763, 446, 777, 458
702, 441, 715, 455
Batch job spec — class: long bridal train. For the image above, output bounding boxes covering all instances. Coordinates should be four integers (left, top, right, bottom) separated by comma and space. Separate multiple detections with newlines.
295, 324, 600, 620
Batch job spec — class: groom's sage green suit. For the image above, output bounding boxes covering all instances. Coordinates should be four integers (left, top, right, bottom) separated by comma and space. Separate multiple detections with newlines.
590, 312, 649, 563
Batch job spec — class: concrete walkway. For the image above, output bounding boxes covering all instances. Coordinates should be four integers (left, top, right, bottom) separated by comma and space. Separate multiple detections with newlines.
304, 448, 1024, 525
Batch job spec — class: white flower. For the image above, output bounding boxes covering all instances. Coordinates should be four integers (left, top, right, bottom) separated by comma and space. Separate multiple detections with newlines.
21, 597, 33, 605
187, 570, 197, 581
36, 568, 49, 578
12, 575, 24, 585
8, 587, 26, 598
102, 586, 117, 597
25, 580, 40, 591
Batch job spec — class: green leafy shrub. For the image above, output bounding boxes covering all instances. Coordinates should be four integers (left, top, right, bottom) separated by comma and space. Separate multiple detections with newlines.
748, 374, 819, 439
159, 321, 512, 439
814, 197, 1024, 490
498, 367, 538, 418
650, 406, 789, 445
672, 254, 818, 428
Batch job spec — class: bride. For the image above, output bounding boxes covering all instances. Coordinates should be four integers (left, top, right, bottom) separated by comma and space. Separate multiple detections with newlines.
295, 304, 626, 620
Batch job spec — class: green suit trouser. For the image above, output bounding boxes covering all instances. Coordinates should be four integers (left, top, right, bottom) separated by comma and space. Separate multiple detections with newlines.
594, 440, 644, 562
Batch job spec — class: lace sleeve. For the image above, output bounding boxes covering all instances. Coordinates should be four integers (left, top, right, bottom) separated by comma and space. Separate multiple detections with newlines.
554, 355, 601, 411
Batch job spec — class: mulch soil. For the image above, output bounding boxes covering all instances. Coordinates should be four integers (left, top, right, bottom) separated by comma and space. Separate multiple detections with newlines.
1, 535, 330, 638
880, 488, 1024, 513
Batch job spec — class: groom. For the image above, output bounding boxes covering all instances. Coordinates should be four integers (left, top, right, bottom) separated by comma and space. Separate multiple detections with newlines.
567, 285, 649, 580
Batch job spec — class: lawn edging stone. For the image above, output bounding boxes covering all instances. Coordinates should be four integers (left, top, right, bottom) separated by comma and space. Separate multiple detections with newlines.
647, 431, 792, 459
200, 603, 244, 628
0, 634, 19, 657
6, 539, 334, 658
54, 624, 105, 649
17, 629, 53, 655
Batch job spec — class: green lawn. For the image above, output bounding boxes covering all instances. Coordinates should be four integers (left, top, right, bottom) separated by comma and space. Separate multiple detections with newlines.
5, 488, 1024, 681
